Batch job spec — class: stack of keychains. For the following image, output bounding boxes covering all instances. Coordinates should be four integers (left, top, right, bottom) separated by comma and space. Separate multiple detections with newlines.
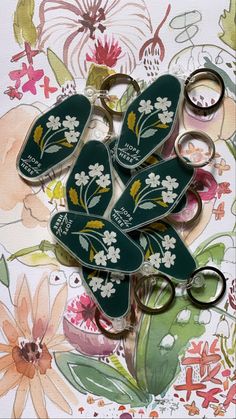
16, 68, 227, 338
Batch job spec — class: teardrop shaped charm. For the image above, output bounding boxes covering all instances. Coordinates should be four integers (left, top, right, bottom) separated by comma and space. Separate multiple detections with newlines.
49, 211, 144, 273
82, 267, 130, 318
110, 157, 194, 231
116, 74, 181, 168
130, 220, 196, 281
66, 140, 113, 216
17, 94, 91, 181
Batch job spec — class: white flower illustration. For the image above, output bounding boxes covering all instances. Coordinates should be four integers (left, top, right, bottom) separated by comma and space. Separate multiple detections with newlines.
96, 174, 111, 188
149, 253, 162, 269
110, 273, 125, 284
90, 277, 104, 292
138, 99, 153, 114
75, 171, 89, 186
65, 130, 80, 143
162, 235, 176, 250
145, 173, 160, 188
63, 115, 79, 130
88, 163, 104, 177
101, 282, 116, 298
162, 190, 178, 204
154, 97, 171, 111
158, 111, 174, 124
162, 176, 179, 190
46, 115, 61, 130
107, 246, 120, 263
94, 251, 107, 266
162, 251, 176, 268
102, 231, 117, 246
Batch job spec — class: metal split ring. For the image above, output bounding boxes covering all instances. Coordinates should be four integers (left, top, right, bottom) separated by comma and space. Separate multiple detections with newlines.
174, 130, 215, 168
94, 306, 135, 339
134, 273, 175, 314
167, 187, 203, 227
91, 105, 114, 142
100, 73, 140, 116
184, 68, 225, 111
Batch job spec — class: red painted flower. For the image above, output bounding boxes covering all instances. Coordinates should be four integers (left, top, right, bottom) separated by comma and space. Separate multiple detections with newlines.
182, 342, 221, 377
66, 293, 97, 331
192, 168, 218, 201
174, 367, 206, 401
196, 388, 222, 408
217, 182, 232, 199
86, 37, 122, 67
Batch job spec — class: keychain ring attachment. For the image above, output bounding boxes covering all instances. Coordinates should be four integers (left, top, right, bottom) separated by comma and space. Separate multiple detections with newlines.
134, 273, 175, 314
94, 306, 135, 339
187, 266, 227, 308
174, 130, 215, 168
184, 68, 225, 111
92, 105, 114, 143
168, 188, 202, 227
100, 73, 140, 116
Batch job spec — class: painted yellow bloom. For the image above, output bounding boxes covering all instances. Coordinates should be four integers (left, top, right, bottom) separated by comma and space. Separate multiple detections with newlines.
0, 274, 76, 418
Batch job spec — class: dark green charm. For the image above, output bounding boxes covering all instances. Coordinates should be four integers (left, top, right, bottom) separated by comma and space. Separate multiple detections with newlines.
130, 220, 196, 281
49, 211, 144, 273
108, 137, 162, 187
17, 94, 91, 181
116, 75, 181, 169
66, 141, 113, 215
82, 267, 130, 318
110, 157, 194, 231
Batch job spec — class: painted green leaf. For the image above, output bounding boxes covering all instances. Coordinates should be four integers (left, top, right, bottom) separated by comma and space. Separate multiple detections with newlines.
195, 243, 226, 267
47, 48, 74, 86
116, 80, 146, 113
219, 0, 236, 50
231, 198, 236, 216
141, 129, 157, 138
88, 195, 101, 209
86, 63, 115, 90
45, 145, 62, 153
54, 352, 151, 407
13, 0, 37, 46
139, 202, 156, 209
0, 255, 9, 288
78, 235, 89, 251
135, 276, 218, 395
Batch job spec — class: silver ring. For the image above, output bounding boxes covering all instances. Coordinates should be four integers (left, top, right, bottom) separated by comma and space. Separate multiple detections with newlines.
174, 130, 215, 168
184, 68, 225, 111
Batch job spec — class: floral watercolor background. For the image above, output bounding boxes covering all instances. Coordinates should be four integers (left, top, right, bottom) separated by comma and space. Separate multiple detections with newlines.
0, 0, 235, 418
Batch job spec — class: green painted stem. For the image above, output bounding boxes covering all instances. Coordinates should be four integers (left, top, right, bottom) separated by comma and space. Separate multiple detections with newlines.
211, 306, 235, 322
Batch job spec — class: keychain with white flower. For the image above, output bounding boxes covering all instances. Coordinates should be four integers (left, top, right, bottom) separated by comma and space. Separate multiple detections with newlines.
17, 94, 92, 181
110, 156, 197, 231
66, 140, 113, 216
112, 74, 182, 169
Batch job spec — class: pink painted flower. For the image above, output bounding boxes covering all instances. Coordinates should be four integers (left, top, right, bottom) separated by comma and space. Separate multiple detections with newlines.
38, 0, 152, 76
63, 293, 118, 356
217, 182, 232, 199
192, 168, 218, 201
86, 36, 122, 67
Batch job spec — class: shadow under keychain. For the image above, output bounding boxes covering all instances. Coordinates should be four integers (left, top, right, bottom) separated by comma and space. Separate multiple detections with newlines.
17, 94, 92, 181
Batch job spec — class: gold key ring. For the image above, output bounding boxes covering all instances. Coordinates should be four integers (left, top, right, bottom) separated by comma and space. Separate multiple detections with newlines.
174, 130, 215, 168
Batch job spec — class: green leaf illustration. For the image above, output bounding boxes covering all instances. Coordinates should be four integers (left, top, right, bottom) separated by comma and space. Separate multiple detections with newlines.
139, 202, 156, 209
135, 276, 218, 395
13, 0, 37, 46
86, 63, 115, 90
219, 0, 236, 50
45, 145, 62, 153
139, 235, 148, 250
0, 255, 9, 288
47, 48, 74, 87
88, 195, 101, 209
116, 80, 146, 113
141, 129, 157, 138
54, 352, 151, 407
195, 242, 226, 267
79, 235, 89, 251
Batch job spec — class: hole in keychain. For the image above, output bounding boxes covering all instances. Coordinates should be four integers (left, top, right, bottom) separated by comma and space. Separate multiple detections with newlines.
174, 130, 215, 168
134, 266, 226, 314
167, 187, 203, 227
88, 105, 114, 142
95, 306, 136, 339
100, 73, 141, 116
184, 68, 225, 112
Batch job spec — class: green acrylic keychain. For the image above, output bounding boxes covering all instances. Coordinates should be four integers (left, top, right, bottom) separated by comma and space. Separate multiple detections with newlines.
110, 157, 194, 231
66, 140, 113, 216
49, 211, 144, 273
115, 74, 181, 169
130, 220, 196, 281
17, 94, 91, 181
81, 267, 130, 318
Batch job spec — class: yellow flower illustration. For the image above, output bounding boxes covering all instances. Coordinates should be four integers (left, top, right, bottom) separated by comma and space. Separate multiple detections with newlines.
0, 274, 76, 418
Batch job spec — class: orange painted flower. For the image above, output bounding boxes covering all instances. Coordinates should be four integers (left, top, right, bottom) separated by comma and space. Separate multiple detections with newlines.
0, 274, 76, 418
